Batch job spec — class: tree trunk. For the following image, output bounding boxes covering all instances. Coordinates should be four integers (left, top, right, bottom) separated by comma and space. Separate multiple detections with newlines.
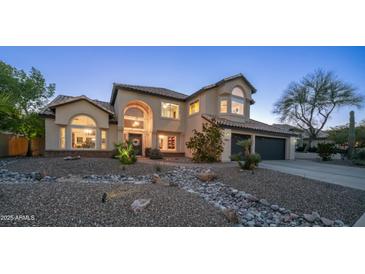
304, 137, 312, 152
26, 139, 32, 157
348, 111, 355, 159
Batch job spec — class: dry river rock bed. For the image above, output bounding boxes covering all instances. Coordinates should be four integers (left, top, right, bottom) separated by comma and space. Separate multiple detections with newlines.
0, 162, 352, 227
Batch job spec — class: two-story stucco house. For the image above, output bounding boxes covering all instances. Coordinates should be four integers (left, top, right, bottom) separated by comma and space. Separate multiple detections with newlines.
41, 74, 296, 161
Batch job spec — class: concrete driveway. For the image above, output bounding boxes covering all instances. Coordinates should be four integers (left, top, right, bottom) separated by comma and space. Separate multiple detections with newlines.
260, 160, 365, 191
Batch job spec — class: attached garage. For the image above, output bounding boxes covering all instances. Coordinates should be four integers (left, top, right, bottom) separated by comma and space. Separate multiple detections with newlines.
255, 136, 285, 160
231, 133, 250, 156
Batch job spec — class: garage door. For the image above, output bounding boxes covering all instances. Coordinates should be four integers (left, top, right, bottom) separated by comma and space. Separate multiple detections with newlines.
231, 133, 251, 156
255, 136, 285, 160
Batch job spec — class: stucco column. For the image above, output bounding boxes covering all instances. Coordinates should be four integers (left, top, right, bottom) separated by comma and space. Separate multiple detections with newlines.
152, 131, 158, 149
66, 125, 72, 150
221, 129, 231, 162
251, 134, 256, 154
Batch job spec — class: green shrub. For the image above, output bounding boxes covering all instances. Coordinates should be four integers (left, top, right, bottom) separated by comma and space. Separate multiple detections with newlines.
154, 165, 162, 172
230, 154, 242, 161
186, 120, 224, 162
317, 143, 335, 161
238, 153, 261, 170
352, 148, 365, 166
149, 148, 163, 159
237, 139, 252, 158
114, 141, 137, 165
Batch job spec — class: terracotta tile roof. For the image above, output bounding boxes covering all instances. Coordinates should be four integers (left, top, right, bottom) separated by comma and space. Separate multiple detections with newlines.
111, 83, 188, 103
202, 114, 297, 136
40, 95, 117, 123
110, 73, 257, 104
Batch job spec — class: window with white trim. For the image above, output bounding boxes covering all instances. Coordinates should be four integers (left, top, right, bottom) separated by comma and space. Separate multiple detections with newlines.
158, 135, 176, 151
220, 99, 228, 113
101, 130, 107, 149
70, 115, 97, 149
161, 102, 179, 119
59, 127, 66, 149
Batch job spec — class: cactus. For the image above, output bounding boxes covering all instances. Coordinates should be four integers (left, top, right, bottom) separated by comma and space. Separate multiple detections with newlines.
348, 111, 355, 159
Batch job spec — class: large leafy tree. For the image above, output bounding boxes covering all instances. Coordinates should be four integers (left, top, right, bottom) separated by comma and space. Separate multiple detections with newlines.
273, 70, 364, 150
0, 60, 55, 155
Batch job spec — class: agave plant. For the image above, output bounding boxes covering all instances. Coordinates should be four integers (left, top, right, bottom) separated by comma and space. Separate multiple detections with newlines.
115, 141, 137, 165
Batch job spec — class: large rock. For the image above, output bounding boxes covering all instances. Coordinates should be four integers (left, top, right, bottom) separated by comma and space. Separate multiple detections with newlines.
131, 198, 151, 213
320, 217, 334, 226
151, 173, 172, 186
303, 213, 316, 223
31, 172, 43, 181
197, 169, 217, 182
223, 209, 239, 224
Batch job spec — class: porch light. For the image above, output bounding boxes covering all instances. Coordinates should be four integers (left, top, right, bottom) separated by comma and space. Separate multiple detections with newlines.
132, 121, 140, 127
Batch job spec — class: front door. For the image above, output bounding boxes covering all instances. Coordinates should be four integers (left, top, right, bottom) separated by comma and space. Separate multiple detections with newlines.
129, 133, 143, 156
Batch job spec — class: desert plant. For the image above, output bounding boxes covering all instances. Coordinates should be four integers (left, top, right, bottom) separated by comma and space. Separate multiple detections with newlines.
154, 165, 162, 172
317, 143, 335, 161
186, 119, 224, 162
149, 148, 163, 159
114, 141, 137, 164
352, 148, 365, 166
236, 139, 252, 158
348, 111, 355, 158
230, 154, 242, 161
238, 153, 261, 170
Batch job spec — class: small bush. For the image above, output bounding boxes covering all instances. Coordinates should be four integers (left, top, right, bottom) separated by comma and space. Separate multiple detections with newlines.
145, 147, 151, 157
352, 148, 365, 166
295, 145, 305, 152
317, 143, 335, 161
149, 148, 163, 159
154, 165, 162, 172
114, 141, 137, 165
230, 154, 242, 161
186, 120, 224, 162
308, 146, 318, 153
238, 153, 261, 170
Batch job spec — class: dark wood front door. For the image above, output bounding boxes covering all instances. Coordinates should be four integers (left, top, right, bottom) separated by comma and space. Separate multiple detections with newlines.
129, 134, 143, 156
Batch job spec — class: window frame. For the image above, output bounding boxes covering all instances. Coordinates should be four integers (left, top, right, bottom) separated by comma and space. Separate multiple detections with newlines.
231, 97, 244, 115
189, 99, 200, 116
161, 102, 179, 120
158, 134, 177, 151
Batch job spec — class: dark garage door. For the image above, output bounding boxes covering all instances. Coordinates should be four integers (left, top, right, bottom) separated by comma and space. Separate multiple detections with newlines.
231, 133, 251, 156
255, 136, 285, 160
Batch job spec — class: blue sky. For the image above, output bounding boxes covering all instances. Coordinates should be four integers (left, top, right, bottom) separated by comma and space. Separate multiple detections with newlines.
1, 47, 364, 128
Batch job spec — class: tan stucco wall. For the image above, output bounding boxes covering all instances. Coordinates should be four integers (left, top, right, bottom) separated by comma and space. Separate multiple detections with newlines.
45, 118, 61, 150
55, 100, 110, 129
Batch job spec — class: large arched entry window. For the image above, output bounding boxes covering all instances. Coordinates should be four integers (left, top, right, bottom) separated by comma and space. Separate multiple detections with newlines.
124, 107, 145, 129
70, 115, 97, 149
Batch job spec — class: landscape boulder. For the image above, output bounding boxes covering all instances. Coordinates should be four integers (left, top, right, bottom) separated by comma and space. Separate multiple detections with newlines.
223, 208, 239, 224
197, 169, 217, 182
131, 198, 151, 213
64, 156, 81, 161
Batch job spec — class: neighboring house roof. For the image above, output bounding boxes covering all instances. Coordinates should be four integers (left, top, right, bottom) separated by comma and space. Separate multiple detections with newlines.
202, 114, 296, 136
40, 95, 117, 123
272, 124, 304, 133
110, 73, 257, 104
303, 131, 329, 139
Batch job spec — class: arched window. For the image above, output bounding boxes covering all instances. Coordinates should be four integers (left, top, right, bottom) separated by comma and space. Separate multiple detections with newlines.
232, 87, 244, 98
71, 115, 96, 127
70, 115, 97, 149
124, 107, 145, 129
231, 87, 244, 115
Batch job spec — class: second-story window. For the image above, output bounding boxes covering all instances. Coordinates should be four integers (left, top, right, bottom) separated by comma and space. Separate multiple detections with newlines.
220, 99, 227, 113
189, 100, 199, 115
231, 87, 244, 115
161, 102, 179, 119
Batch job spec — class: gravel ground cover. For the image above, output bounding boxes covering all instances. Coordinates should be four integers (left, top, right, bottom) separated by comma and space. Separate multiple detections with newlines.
0, 181, 228, 227
4, 157, 173, 177
212, 166, 365, 225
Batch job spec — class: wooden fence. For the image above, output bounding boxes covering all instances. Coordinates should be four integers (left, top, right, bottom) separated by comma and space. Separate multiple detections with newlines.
0, 132, 44, 157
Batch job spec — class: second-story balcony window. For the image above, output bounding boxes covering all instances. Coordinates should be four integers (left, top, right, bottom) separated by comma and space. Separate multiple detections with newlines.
124, 107, 145, 129
161, 102, 179, 119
